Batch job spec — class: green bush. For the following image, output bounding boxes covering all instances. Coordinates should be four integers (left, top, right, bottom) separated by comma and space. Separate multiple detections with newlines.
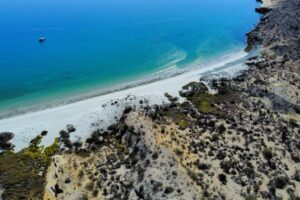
0, 137, 59, 200
164, 186, 174, 194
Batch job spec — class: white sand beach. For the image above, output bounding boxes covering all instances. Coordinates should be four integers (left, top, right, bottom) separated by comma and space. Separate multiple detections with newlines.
0, 50, 249, 151
262, 0, 281, 8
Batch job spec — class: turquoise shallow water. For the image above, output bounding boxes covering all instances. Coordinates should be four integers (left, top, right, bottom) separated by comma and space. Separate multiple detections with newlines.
0, 0, 259, 113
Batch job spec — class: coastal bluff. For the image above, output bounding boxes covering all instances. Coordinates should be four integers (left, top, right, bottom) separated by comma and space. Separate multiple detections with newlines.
0, 0, 299, 199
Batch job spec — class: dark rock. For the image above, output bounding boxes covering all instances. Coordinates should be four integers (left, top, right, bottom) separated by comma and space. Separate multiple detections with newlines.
255, 7, 271, 14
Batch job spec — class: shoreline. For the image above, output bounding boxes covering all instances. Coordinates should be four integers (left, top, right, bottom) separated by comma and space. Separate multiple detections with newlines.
0, 49, 251, 151
0, 48, 250, 120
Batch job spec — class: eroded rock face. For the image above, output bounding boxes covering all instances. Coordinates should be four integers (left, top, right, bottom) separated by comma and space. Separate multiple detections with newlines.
244, 0, 300, 118
247, 0, 300, 53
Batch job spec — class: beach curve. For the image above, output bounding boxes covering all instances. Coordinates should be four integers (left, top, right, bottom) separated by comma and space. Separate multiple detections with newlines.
0, 50, 251, 151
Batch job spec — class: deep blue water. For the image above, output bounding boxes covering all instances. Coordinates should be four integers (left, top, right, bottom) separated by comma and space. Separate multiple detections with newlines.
0, 0, 259, 112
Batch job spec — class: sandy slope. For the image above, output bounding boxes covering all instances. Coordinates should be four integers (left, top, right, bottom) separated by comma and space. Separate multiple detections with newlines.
262, 0, 281, 8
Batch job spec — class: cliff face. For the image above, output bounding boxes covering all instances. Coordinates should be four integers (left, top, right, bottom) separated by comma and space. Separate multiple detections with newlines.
248, 0, 300, 58
245, 0, 300, 119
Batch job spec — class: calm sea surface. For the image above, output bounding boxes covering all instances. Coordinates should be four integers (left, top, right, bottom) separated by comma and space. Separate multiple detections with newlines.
0, 0, 259, 113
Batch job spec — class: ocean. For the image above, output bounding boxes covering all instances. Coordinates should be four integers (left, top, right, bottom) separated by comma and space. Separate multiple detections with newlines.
0, 0, 259, 114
